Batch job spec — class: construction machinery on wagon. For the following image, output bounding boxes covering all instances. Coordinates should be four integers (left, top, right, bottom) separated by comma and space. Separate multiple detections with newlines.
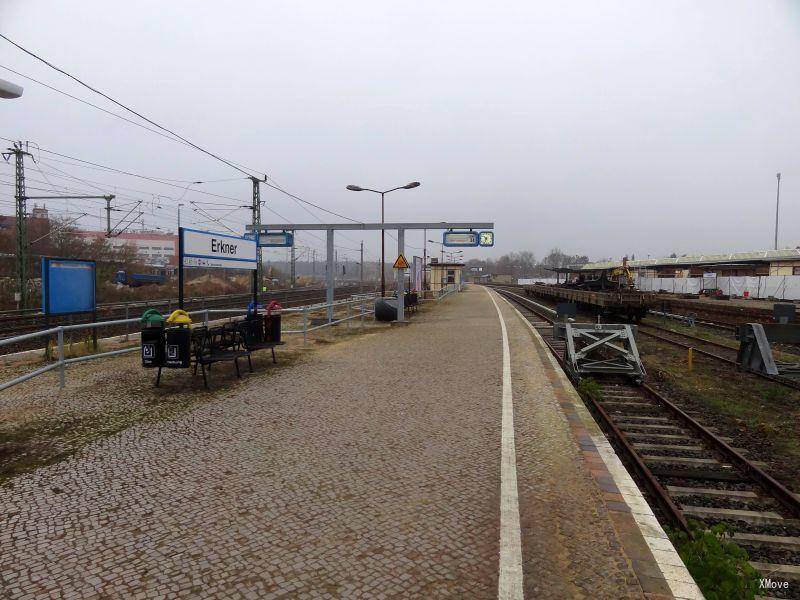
525, 258, 655, 322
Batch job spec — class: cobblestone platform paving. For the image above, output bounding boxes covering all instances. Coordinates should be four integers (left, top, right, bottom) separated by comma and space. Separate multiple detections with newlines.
494, 293, 646, 599
0, 288, 692, 598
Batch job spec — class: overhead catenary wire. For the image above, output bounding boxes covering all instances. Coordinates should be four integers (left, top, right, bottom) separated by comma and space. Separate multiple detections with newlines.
0, 37, 373, 231
0, 33, 263, 179
1, 135, 374, 251
5, 142, 362, 226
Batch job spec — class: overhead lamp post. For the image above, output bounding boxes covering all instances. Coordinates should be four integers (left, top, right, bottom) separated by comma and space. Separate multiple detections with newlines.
346, 181, 420, 296
428, 239, 445, 263
448, 250, 464, 262
775, 172, 781, 250
0, 78, 23, 99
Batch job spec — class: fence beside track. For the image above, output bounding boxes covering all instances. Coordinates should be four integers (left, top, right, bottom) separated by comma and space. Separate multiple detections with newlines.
0, 285, 372, 355
0, 293, 379, 393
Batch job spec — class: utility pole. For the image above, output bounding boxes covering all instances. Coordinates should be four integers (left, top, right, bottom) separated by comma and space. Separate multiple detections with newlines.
360, 240, 364, 294
775, 172, 781, 250
312, 249, 316, 278
105, 196, 114, 237
290, 231, 296, 288
5, 143, 113, 308
8, 143, 31, 309
250, 176, 264, 300
423, 228, 427, 291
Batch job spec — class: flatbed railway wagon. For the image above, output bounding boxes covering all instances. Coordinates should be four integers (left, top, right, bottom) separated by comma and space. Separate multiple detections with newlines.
524, 283, 655, 321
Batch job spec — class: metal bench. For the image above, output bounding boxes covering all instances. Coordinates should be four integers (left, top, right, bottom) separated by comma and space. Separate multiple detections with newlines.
235, 319, 283, 364
191, 325, 251, 388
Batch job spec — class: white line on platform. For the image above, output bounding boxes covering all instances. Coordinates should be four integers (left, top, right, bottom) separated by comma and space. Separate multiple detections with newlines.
496, 293, 704, 600
484, 287, 524, 600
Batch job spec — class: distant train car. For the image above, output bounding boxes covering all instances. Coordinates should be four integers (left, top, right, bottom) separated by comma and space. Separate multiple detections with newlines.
114, 270, 166, 287
563, 258, 635, 292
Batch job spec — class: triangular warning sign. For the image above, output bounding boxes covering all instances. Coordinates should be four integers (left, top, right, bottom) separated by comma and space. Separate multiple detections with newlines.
392, 254, 410, 269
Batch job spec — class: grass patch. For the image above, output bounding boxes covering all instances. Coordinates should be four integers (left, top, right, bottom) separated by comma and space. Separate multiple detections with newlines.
577, 377, 603, 402
668, 520, 760, 600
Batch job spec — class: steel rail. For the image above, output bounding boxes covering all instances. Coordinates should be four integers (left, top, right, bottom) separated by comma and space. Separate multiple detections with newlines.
642, 384, 800, 518
638, 326, 800, 392
489, 286, 691, 533
489, 283, 800, 551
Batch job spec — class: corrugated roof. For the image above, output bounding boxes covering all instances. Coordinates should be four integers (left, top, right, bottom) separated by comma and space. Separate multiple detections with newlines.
572, 249, 800, 271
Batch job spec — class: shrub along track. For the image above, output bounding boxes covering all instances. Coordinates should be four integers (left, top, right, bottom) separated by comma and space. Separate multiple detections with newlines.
489, 285, 800, 594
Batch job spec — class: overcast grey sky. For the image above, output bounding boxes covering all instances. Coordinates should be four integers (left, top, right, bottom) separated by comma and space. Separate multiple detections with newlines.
1, 1, 798, 264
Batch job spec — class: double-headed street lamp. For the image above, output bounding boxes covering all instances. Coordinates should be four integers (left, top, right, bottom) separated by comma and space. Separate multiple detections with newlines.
346, 181, 420, 296
0, 78, 23, 99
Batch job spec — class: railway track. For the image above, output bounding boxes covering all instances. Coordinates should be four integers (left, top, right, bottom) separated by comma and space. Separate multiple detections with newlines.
637, 323, 800, 392
0, 285, 370, 356
490, 285, 800, 593
489, 283, 800, 391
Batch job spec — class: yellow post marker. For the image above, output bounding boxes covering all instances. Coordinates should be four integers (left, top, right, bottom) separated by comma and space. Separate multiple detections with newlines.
688, 347, 694, 371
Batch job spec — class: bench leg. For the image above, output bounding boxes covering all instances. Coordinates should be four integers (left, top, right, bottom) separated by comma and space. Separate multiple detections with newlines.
155, 366, 162, 387
201, 363, 208, 389
272, 348, 276, 364
234, 357, 241, 378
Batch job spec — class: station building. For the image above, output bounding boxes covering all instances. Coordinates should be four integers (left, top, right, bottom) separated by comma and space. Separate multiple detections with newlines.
572, 249, 800, 278
428, 260, 464, 293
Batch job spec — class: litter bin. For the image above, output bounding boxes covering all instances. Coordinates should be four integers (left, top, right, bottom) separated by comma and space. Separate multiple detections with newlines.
164, 327, 191, 368
264, 313, 281, 343
245, 312, 265, 343
141, 325, 165, 368
264, 300, 282, 343
374, 298, 398, 322
140, 309, 166, 368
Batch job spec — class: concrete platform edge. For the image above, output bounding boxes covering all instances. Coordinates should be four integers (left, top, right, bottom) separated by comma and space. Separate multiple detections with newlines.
494, 290, 705, 600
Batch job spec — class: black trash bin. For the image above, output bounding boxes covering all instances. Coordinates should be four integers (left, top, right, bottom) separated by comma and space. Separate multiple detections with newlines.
264, 313, 282, 343
141, 325, 165, 368
245, 314, 265, 343
164, 327, 191, 368
374, 298, 398, 322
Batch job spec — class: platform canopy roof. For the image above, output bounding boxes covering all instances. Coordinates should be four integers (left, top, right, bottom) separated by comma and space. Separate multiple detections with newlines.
566, 249, 800, 272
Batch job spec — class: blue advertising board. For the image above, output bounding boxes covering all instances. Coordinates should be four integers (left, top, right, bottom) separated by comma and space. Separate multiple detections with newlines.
41, 258, 96, 315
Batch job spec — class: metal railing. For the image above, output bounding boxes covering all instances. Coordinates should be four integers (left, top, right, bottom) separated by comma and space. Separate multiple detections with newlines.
0, 294, 378, 393
435, 283, 463, 301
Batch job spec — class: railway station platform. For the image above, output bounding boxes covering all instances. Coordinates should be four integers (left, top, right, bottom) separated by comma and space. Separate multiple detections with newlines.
0, 287, 702, 599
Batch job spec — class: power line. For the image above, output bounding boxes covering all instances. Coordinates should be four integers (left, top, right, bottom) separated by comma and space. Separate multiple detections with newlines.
0, 33, 263, 178
2, 139, 368, 230
0, 63, 189, 148
264, 180, 361, 224
2, 137, 373, 245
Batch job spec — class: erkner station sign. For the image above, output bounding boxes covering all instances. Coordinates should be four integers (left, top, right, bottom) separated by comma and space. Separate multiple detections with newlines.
181, 228, 257, 271
178, 227, 258, 309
